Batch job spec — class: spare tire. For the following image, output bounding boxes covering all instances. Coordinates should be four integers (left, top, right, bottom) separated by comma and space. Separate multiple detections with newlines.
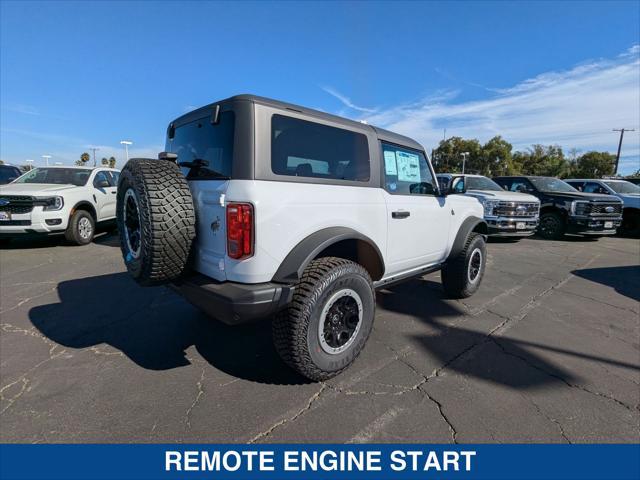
116, 158, 196, 286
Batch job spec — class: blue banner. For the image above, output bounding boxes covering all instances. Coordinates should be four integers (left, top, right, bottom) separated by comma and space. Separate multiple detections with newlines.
1, 444, 638, 480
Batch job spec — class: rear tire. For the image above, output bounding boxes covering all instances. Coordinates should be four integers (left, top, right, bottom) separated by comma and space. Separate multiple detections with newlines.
65, 210, 95, 245
116, 158, 196, 286
621, 210, 640, 237
441, 232, 486, 299
538, 212, 565, 239
273, 257, 375, 381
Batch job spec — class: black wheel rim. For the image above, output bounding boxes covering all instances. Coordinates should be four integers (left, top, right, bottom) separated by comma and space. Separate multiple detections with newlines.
124, 189, 141, 258
468, 248, 482, 283
541, 216, 559, 236
319, 289, 363, 354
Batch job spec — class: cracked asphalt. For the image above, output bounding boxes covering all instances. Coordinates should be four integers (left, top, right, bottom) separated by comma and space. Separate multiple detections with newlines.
1, 233, 638, 443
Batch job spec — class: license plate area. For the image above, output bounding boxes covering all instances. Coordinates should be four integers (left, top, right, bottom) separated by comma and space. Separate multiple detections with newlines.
0, 211, 11, 221
604, 221, 613, 229
516, 222, 526, 230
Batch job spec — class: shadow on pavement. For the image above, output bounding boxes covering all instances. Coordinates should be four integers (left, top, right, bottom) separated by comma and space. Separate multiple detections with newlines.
1, 228, 119, 250
572, 265, 640, 302
378, 280, 578, 389
29, 272, 309, 386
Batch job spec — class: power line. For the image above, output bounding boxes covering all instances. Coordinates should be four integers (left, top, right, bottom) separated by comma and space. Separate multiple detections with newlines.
612, 128, 635, 174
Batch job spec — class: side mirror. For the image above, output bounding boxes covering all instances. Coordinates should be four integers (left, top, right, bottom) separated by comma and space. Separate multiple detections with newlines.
158, 151, 178, 162
451, 177, 466, 194
95, 179, 110, 188
515, 185, 528, 193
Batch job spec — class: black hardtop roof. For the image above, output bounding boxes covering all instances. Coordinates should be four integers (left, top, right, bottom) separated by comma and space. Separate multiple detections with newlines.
171, 94, 425, 152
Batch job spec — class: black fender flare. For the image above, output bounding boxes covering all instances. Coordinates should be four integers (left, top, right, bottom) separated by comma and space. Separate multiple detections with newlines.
272, 227, 385, 284
447, 216, 488, 263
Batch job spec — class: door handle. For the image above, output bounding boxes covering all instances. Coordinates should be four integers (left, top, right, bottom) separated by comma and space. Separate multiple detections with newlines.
392, 211, 410, 219
111, 191, 117, 194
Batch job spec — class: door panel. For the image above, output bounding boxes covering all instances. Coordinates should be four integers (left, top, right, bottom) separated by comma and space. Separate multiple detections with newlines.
93, 171, 117, 220
380, 143, 451, 276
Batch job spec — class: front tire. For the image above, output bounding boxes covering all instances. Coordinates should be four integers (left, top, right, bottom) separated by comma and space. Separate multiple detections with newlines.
441, 232, 486, 298
65, 210, 95, 245
273, 257, 375, 381
538, 212, 565, 239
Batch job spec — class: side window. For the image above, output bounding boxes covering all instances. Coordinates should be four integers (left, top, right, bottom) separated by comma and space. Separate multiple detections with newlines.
271, 115, 370, 182
567, 181, 584, 191
510, 179, 532, 193
108, 171, 120, 186
382, 143, 436, 195
93, 171, 110, 188
583, 182, 607, 194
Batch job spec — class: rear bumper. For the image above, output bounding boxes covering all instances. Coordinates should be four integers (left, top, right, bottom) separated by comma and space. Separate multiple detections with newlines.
171, 274, 295, 325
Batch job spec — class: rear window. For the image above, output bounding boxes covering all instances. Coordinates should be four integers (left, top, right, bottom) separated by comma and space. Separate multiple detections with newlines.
167, 111, 235, 180
271, 114, 370, 182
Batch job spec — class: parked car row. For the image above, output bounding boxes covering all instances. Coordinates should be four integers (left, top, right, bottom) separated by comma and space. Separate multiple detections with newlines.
437, 173, 636, 240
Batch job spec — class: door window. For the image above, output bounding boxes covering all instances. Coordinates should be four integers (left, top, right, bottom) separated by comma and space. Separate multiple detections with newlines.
93, 171, 111, 188
509, 179, 533, 193
382, 143, 436, 195
583, 182, 608, 194
107, 171, 120, 186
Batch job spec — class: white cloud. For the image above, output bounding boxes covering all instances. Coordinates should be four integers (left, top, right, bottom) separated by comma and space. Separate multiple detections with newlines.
361, 45, 640, 174
321, 86, 378, 113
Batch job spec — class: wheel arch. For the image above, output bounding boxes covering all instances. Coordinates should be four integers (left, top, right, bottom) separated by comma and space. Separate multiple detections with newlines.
447, 216, 487, 263
272, 227, 385, 283
70, 201, 97, 222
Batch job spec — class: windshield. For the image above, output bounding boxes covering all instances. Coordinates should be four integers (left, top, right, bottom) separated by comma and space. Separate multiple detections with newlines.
465, 176, 503, 192
529, 177, 577, 193
167, 111, 235, 180
14, 167, 91, 186
0, 166, 21, 183
604, 181, 640, 194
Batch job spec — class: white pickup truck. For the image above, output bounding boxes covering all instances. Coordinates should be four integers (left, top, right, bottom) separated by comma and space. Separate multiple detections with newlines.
437, 174, 540, 238
0, 166, 120, 245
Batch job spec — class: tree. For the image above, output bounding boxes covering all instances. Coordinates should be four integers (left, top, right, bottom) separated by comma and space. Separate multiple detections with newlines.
0, 160, 4, 165
512, 145, 570, 177
569, 151, 615, 178
479, 136, 514, 176
101, 157, 109, 166
108, 156, 116, 168
76, 152, 90, 166
432, 136, 482, 173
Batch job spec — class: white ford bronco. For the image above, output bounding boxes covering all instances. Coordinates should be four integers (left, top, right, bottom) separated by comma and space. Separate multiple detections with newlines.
0, 166, 120, 245
116, 95, 488, 380
437, 173, 540, 238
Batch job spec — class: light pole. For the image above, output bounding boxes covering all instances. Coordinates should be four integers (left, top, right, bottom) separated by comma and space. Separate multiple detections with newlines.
42, 154, 51, 166
461, 152, 470, 174
25, 159, 34, 171
120, 140, 132, 162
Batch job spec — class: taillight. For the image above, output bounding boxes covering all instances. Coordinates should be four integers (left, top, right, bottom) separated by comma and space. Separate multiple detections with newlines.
226, 203, 253, 260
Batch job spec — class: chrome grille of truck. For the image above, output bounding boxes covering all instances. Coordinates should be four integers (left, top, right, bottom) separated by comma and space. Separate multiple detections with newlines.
575, 202, 622, 216
493, 202, 539, 218
0, 196, 35, 214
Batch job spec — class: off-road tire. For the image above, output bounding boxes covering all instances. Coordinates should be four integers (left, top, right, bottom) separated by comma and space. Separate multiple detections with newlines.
538, 212, 565, 239
273, 257, 375, 381
116, 158, 196, 286
64, 210, 95, 245
441, 232, 486, 299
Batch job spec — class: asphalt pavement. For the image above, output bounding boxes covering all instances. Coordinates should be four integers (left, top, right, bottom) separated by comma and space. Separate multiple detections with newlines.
1, 233, 638, 443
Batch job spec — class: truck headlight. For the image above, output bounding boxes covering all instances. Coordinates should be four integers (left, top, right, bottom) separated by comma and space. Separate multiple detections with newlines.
41, 196, 64, 211
481, 199, 500, 217
570, 200, 588, 216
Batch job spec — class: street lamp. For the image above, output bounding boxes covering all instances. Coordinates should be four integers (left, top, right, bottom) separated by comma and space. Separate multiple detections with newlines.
461, 152, 469, 174
42, 154, 51, 166
25, 159, 34, 171
120, 140, 132, 162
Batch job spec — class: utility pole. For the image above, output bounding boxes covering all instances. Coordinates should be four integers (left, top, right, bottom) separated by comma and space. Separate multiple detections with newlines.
89, 147, 99, 167
613, 128, 635, 174
42, 154, 51, 166
120, 140, 132, 162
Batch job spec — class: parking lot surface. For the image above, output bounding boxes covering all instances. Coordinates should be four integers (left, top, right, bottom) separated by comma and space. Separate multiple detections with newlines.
1, 233, 638, 443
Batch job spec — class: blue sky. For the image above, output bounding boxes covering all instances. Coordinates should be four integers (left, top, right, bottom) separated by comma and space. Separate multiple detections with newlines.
1, 1, 639, 173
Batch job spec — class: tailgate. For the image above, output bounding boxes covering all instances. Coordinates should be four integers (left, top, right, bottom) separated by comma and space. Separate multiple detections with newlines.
188, 179, 229, 281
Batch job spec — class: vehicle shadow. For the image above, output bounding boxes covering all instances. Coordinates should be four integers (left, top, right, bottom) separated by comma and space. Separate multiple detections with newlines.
377, 279, 577, 389
571, 265, 640, 302
28, 272, 310, 385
